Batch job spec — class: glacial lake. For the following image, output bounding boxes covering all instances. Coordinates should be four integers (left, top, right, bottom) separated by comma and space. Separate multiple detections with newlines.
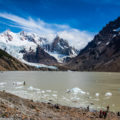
0, 71, 120, 112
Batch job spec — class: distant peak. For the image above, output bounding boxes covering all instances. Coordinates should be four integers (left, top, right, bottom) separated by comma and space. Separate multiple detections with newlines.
3, 29, 15, 36
4, 29, 11, 33
53, 35, 61, 42
19, 31, 26, 36
55, 35, 60, 39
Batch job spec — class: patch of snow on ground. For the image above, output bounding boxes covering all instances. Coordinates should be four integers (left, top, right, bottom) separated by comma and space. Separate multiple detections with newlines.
114, 27, 120, 32
47, 51, 77, 63
46, 51, 68, 63
106, 42, 110, 45
97, 41, 101, 45
113, 34, 117, 38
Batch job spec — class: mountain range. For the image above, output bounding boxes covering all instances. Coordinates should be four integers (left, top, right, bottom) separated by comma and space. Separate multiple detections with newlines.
0, 17, 120, 71
0, 30, 78, 70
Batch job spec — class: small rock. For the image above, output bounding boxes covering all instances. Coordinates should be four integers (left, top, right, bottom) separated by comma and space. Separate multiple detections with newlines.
54, 104, 60, 109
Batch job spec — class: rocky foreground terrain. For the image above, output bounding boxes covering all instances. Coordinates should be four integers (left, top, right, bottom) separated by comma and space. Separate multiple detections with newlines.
0, 91, 119, 120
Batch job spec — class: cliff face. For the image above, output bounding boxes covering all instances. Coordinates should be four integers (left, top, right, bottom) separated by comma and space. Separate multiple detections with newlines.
67, 17, 120, 72
23, 46, 58, 65
51, 36, 78, 55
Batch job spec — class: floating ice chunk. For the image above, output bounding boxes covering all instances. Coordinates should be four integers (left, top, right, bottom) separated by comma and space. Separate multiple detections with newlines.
46, 90, 52, 92
13, 81, 24, 86
28, 86, 33, 90
71, 97, 80, 101
80, 91, 86, 95
36, 91, 41, 94
28, 86, 40, 91
95, 93, 100, 97
41, 91, 45, 93
86, 92, 90, 95
94, 98, 99, 101
105, 92, 112, 97
52, 94, 57, 97
0, 82, 6, 86
43, 94, 49, 97
67, 87, 86, 95
15, 86, 24, 89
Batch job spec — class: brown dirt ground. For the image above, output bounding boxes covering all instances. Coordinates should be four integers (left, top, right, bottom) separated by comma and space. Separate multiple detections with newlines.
0, 91, 119, 120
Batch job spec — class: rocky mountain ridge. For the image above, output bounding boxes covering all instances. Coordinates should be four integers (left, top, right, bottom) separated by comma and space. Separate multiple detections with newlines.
67, 17, 120, 72
0, 49, 36, 71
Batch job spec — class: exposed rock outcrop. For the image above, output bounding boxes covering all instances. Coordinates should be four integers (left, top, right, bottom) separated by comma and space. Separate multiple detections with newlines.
23, 46, 58, 65
67, 17, 120, 72
43, 36, 78, 56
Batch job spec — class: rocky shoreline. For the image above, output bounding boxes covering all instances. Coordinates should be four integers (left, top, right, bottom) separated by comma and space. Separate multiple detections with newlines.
0, 91, 119, 120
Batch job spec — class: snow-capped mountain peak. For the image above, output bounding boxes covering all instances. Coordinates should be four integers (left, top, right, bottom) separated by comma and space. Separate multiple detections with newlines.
0, 30, 79, 67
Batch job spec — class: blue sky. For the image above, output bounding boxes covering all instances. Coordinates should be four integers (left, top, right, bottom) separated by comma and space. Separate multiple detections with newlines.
0, 0, 120, 33
0, 0, 120, 49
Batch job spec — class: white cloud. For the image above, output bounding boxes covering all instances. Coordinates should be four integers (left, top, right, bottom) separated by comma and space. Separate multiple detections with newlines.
0, 12, 94, 50
58, 29, 93, 49
0, 13, 54, 34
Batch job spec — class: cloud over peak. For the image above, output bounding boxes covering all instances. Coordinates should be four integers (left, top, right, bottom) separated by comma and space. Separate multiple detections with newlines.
0, 12, 94, 49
